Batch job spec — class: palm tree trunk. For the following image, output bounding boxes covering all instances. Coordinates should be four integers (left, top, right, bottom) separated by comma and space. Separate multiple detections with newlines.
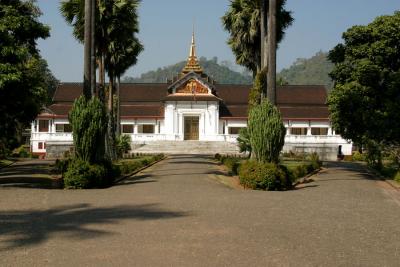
267, 0, 277, 105
260, 0, 268, 69
83, 0, 92, 99
260, 0, 269, 99
116, 76, 121, 137
90, 0, 96, 96
98, 54, 105, 102
106, 73, 116, 160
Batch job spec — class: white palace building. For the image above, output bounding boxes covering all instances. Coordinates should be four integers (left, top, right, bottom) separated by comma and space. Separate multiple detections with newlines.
31, 34, 352, 160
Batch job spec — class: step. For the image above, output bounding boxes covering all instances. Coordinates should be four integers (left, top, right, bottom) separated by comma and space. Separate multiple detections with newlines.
131, 141, 241, 155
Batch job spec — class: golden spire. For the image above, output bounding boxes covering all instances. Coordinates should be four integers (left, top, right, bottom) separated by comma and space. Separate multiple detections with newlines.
182, 31, 203, 74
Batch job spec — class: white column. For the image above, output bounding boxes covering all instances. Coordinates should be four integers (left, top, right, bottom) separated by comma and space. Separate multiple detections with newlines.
178, 113, 183, 135
307, 127, 312, 136
134, 124, 138, 134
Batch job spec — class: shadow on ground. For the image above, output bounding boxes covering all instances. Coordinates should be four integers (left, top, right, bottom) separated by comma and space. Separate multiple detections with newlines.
0, 203, 187, 251
0, 160, 56, 188
115, 174, 157, 186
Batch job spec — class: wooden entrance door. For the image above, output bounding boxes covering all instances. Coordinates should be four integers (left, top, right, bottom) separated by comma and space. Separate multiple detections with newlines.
184, 116, 199, 140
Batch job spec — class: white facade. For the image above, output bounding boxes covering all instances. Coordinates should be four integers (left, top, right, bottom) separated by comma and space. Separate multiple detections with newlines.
31, 108, 352, 158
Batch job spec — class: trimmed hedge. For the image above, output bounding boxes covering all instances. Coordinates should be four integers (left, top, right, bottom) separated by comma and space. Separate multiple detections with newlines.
63, 159, 115, 189
239, 160, 291, 191
60, 154, 164, 189
116, 154, 164, 175
217, 153, 322, 190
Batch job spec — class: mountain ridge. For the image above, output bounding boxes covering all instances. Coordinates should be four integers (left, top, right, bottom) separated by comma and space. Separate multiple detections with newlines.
123, 52, 334, 88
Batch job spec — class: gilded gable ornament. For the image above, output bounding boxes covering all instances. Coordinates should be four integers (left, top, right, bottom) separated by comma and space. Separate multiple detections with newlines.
176, 79, 208, 94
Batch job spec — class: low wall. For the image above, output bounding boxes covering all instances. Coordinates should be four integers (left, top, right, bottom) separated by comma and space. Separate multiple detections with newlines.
283, 143, 351, 161
46, 141, 74, 159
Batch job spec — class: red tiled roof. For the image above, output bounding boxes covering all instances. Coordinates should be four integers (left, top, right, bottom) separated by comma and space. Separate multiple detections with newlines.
164, 94, 221, 102
45, 83, 329, 120
52, 83, 82, 102
216, 84, 327, 105
38, 104, 72, 118
120, 83, 167, 102
120, 104, 164, 118
279, 106, 329, 120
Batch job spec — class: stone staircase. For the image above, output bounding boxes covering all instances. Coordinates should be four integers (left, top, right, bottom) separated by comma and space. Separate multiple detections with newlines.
131, 141, 241, 155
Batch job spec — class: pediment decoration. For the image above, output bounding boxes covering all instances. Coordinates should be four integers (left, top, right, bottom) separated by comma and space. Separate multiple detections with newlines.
176, 79, 209, 94
168, 72, 215, 95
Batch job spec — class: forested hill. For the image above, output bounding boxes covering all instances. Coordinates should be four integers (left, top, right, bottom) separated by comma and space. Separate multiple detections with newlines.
123, 57, 253, 84
123, 52, 334, 88
278, 51, 334, 89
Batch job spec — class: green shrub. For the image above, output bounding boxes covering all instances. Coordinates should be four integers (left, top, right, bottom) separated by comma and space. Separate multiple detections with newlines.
248, 99, 286, 163
116, 134, 131, 158
394, 171, 400, 183
282, 151, 307, 160
288, 159, 321, 182
69, 96, 107, 163
119, 160, 144, 175
64, 159, 92, 189
292, 164, 308, 180
153, 154, 164, 161
214, 153, 221, 160
352, 151, 367, 161
222, 157, 240, 175
306, 153, 322, 169
238, 160, 291, 190
64, 158, 115, 189
11, 145, 30, 158
248, 68, 266, 109
54, 158, 71, 175
237, 128, 251, 155
116, 155, 163, 175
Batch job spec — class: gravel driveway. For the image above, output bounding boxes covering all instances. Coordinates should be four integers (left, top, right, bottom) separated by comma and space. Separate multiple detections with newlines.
0, 155, 399, 266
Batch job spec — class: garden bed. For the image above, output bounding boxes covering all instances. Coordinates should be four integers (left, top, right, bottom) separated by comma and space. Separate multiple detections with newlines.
214, 154, 322, 190
114, 154, 165, 183
53, 154, 165, 189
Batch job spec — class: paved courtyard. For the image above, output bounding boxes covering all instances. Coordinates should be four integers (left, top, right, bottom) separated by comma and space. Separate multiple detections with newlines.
0, 155, 399, 266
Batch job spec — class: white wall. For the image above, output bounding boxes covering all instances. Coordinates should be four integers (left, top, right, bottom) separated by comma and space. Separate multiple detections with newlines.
164, 101, 219, 140
31, 109, 353, 157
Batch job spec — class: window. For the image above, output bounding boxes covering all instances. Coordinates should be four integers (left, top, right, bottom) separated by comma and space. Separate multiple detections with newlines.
311, 128, 328, 136
228, 127, 244, 135
122, 124, 134, 134
38, 120, 49, 132
56, 124, 72, 133
291, 128, 308, 135
138, 124, 155, 134
38, 142, 43, 149
64, 124, 72, 132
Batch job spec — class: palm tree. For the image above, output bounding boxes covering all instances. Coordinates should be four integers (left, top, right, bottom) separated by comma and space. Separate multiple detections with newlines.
61, 0, 143, 159
114, 39, 144, 136
266, 0, 277, 105
222, 0, 293, 77
83, 0, 92, 98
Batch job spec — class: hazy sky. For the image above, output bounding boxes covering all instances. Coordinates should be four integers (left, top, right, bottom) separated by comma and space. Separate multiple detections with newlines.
36, 0, 399, 82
